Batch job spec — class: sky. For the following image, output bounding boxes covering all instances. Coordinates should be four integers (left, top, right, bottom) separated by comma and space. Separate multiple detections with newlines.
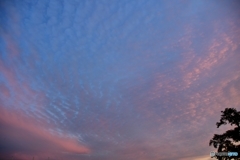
0, 0, 240, 160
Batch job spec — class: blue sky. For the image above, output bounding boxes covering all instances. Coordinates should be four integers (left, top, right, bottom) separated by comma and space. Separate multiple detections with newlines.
0, 0, 240, 160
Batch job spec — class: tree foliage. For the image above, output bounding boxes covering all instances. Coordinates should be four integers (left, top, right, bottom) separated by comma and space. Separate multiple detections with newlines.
209, 108, 240, 160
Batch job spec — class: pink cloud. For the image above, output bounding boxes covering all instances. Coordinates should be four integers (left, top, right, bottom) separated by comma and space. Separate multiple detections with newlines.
0, 107, 90, 159
0, 58, 90, 159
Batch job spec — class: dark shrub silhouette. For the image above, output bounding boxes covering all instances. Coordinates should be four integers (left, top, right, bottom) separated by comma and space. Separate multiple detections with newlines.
209, 108, 240, 160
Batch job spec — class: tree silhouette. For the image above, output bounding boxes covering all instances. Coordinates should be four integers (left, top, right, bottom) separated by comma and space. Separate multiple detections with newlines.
209, 108, 240, 160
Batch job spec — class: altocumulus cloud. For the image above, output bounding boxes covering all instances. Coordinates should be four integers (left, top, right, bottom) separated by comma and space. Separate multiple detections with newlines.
0, 0, 240, 160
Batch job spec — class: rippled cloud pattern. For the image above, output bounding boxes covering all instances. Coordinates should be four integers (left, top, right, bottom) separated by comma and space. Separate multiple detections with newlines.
0, 0, 240, 160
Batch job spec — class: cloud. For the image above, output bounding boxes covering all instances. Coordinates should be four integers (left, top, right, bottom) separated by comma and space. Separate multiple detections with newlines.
0, 107, 90, 159
0, 0, 240, 160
